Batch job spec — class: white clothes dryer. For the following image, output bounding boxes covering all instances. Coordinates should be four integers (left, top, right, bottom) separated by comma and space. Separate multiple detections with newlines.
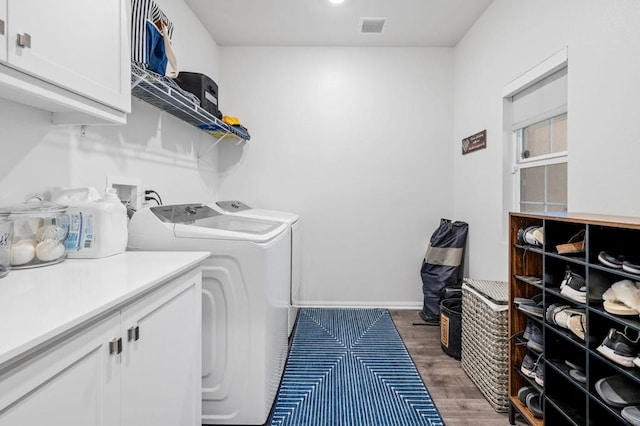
214, 201, 301, 337
127, 204, 290, 425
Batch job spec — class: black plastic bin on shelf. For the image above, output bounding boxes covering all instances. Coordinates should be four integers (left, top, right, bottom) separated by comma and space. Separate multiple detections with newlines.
440, 297, 462, 360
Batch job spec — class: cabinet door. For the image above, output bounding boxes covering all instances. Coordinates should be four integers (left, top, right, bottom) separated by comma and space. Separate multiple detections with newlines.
291, 220, 302, 305
121, 269, 202, 426
6, 0, 130, 112
0, 313, 121, 426
0, 0, 6, 62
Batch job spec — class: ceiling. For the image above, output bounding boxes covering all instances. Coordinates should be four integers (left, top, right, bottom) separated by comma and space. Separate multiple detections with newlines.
183, 0, 494, 47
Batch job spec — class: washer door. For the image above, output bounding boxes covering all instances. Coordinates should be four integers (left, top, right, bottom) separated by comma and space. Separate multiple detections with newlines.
174, 216, 286, 242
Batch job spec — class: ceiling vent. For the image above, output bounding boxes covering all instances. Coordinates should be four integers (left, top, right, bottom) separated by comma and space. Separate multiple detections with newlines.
360, 17, 386, 34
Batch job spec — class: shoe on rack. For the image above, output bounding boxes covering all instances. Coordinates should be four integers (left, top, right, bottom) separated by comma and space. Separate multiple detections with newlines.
560, 271, 586, 303
566, 312, 586, 341
518, 296, 545, 318
624, 259, 640, 275
517, 226, 544, 247
599, 251, 626, 269
596, 328, 640, 368
549, 305, 585, 333
514, 293, 543, 306
526, 323, 544, 353
546, 303, 571, 326
526, 391, 544, 419
545, 303, 558, 324
569, 368, 587, 384
518, 303, 544, 319
622, 406, 640, 426
523, 319, 534, 341
604, 300, 639, 316
602, 280, 640, 316
518, 386, 535, 405
520, 354, 537, 378
564, 358, 584, 371
534, 359, 544, 386
556, 229, 585, 255
595, 375, 640, 408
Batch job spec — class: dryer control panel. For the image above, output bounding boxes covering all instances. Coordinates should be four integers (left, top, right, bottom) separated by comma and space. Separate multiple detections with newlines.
216, 200, 251, 212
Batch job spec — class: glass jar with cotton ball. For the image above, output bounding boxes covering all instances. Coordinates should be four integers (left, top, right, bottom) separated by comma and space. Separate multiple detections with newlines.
0, 215, 12, 277
0, 196, 69, 269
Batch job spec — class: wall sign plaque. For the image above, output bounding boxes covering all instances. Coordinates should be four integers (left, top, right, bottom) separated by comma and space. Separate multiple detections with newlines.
462, 130, 487, 155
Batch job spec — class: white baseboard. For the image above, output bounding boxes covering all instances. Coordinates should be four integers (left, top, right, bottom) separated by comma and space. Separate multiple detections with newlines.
297, 301, 422, 310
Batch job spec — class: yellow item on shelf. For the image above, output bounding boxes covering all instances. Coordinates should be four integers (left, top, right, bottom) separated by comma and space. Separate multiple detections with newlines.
204, 130, 235, 139
223, 115, 240, 126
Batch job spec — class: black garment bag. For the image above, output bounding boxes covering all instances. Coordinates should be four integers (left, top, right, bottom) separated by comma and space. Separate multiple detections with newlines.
419, 219, 469, 323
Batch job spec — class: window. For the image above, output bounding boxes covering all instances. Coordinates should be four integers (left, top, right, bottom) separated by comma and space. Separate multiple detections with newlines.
508, 58, 568, 213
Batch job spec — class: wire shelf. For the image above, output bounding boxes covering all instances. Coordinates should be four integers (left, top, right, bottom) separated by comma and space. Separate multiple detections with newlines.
130, 63, 250, 144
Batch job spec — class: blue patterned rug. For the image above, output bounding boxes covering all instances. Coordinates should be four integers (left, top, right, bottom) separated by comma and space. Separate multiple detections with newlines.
269, 308, 444, 426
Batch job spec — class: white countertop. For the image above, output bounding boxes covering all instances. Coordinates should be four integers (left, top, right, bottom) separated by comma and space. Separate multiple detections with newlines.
0, 251, 209, 368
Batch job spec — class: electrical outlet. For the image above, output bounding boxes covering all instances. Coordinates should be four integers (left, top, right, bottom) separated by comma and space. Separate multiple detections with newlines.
106, 176, 143, 211
141, 185, 150, 208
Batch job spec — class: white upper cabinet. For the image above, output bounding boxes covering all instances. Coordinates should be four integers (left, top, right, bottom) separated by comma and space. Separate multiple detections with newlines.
0, 0, 6, 62
0, 0, 130, 124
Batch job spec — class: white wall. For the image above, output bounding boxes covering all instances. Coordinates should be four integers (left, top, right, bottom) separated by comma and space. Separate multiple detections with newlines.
218, 47, 454, 307
453, 0, 640, 281
0, 1, 221, 207
9, 0, 637, 307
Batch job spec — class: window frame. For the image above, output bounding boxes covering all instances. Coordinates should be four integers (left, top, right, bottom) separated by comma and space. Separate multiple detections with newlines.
502, 47, 569, 214
516, 112, 568, 165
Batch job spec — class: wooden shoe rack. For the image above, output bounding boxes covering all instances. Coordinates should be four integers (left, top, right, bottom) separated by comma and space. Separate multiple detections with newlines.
509, 212, 640, 425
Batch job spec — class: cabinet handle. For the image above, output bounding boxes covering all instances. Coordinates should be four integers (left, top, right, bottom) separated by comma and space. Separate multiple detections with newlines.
0, 20, 5, 36
127, 325, 140, 342
109, 337, 123, 355
17, 33, 31, 48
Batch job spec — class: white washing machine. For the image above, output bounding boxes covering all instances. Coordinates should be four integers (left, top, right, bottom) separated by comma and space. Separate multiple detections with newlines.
127, 204, 290, 425
214, 201, 301, 337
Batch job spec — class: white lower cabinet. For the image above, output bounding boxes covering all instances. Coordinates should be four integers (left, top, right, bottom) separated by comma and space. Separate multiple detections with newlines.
0, 268, 202, 426
121, 269, 202, 426
0, 313, 121, 426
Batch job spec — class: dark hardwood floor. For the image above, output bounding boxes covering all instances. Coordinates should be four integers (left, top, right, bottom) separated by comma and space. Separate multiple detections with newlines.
390, 309, 509, 426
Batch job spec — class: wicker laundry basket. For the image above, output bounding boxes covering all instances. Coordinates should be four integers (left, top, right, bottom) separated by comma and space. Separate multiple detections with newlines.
461, 278, 509, 413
